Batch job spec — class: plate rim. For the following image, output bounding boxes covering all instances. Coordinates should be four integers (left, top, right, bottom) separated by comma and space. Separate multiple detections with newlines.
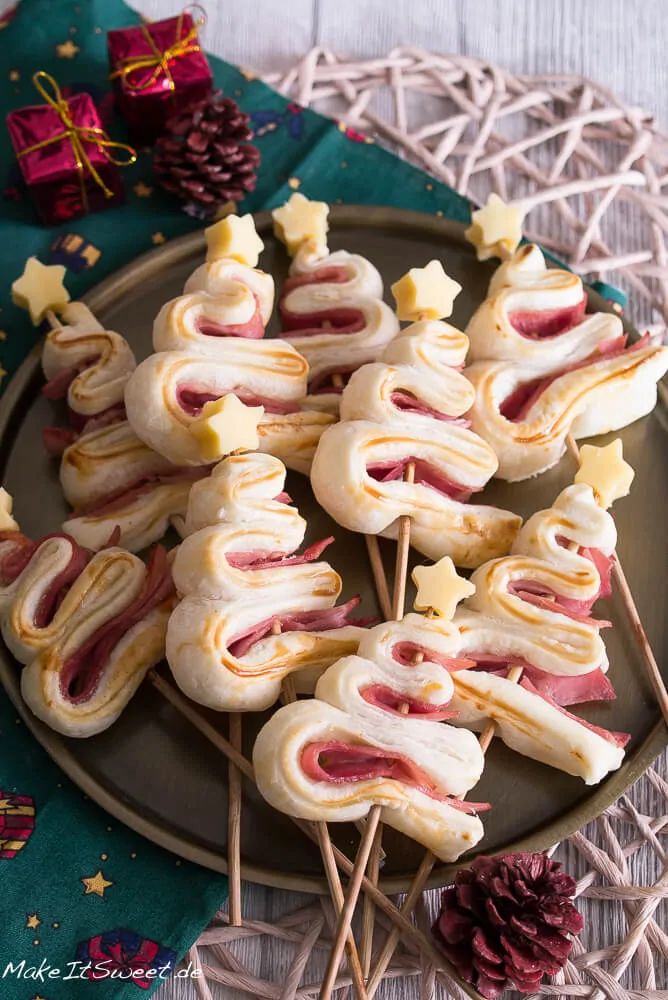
0, 205, 666, 895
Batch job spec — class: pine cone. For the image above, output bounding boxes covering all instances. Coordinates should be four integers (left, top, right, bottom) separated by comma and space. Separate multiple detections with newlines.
434, 852, 583, 999
153, 92, 260, 217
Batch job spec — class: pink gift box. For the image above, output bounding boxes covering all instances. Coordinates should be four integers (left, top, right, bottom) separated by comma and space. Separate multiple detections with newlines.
108, 12, 213, 145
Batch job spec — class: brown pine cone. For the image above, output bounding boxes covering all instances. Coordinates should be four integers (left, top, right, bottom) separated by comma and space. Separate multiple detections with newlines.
153, 92, 260, 217
434, 852, 583, 999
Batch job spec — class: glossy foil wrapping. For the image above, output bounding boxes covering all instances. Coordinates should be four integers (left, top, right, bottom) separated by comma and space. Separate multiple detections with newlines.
7, 93, 124, 226
107, 13, 213, 145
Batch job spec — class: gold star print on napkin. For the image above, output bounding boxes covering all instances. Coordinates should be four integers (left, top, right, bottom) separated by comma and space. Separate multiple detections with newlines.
411, 556, 475, 619
575, 439, 635, 509
80, 870, 114, 897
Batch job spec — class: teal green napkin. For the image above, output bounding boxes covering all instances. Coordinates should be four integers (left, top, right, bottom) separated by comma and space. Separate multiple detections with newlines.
0, 0, 473, 996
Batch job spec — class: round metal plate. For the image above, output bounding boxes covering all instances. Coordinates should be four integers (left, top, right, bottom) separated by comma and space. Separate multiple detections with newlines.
0, 206, 666, 893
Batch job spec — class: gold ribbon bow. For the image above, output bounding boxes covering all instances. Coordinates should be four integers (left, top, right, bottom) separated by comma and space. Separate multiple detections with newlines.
109, 9, 205, 93
17, 71, 136, 208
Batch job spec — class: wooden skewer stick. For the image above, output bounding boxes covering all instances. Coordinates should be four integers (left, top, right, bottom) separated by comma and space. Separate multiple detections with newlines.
366, 664, 524, 998
274, 620, 368, 1000
227, 713, 243, 926
149, 670, 471, 986
565, 433, 668, 724
323, 463, 416, 996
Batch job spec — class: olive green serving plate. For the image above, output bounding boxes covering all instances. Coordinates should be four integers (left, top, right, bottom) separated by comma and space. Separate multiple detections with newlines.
1, 207, 666, 893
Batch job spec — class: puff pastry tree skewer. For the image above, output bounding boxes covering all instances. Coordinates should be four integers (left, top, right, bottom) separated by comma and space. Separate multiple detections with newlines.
10, 260, 199, 554
466, 194, 668, 725
124, 214, 334, 475
272, 193, 400, 414
311, 262, 522, 567
0, 491, 173, 737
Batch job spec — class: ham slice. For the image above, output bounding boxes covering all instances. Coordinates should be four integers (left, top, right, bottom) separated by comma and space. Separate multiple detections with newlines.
360, 683, 457, 720
392, 641, 475, 672
228, 596, 372, 658
42, 356, 99, 400
280, 308, 367, 338
60, 545, 173, 702
176, 386, 300, 416
460, 653, 614, 707
500, 333, 650, 422
282, 266, 351, 294
390, 390, 471, 425
226, 537, 334, 570
507, 581, 611, 627
508, 296, 587, 339
367, 457, 477, 502
300, 740, 489, 811
72, 469, 205, 517
43, 426, 78, 456
196, 299, 264, 340
520, 677, 630, 747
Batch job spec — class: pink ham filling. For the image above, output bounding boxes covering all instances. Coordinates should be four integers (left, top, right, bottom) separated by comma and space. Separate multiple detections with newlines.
0, 533, 90, 603
301, 740, 490, 811
228, 597, 372, 658
195, 298, 264, 340
176, 387, 300, 416
507, 581, 611, 628
500, 333, 650, 422
42, 356, 99, 401
43, 404, 129, 456
280, 266, 365, 338
72, 468, 206, 517
392, 642, 475, 672
282, 266, 351, 294
308, 368, 355, 395
464, 654, 615, 707
360, 683, 457, 721
508, 296, 587, 339
366, 457, 476, 502
60, 545, 174, 703
520, 678, 630, 748
43, 426, 78, 456
226, 536, 334, 570
390, 390, 471, 426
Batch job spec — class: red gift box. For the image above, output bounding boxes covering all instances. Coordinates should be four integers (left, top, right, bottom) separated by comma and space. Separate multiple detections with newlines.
7, 73, 132, 226
108, 11, 213, 145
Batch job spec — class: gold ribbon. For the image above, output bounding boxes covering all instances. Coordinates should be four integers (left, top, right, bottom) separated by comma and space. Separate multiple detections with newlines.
109, 9, 205, 93
17, 72, 136, 208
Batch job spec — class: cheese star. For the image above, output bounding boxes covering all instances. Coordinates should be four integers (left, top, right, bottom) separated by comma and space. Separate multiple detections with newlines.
205, 214, 264, 266
25, 913, 41, 930
411, 556, 475, 619
80, 870, 113, 897
465, 193, 525, 261
12, 257, 70, 326
0, 488, 19, 532
272, 193, 329, 256
574, 439, 634, 509
391, 260, 461, 322
190, 394, 264, 461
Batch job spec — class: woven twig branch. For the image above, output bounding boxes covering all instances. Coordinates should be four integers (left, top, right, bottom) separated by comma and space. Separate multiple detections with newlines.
264, 48, 668, 340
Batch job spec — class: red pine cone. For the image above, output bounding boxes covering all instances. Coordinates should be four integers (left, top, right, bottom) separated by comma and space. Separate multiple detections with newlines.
434, 852, 583, 999
153, 92, 260, 217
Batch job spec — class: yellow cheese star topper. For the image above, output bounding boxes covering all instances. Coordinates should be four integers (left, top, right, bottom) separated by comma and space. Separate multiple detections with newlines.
190, 394, 264, 462
205, 214, 264, 266
272, 192, 329, 256
391, 260, 462, 322
0, 488, 19, 532
465, 193, 525, 262
411, 556, 475, 619
12, 257, 70, 326
574, 439, 635, 509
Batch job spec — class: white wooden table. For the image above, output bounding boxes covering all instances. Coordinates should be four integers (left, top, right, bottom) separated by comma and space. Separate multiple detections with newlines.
124, 3, 667, 997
